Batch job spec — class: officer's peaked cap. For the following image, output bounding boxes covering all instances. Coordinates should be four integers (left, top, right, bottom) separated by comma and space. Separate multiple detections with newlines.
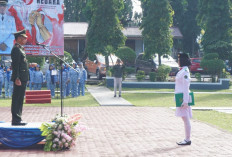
13, 29, 28, 39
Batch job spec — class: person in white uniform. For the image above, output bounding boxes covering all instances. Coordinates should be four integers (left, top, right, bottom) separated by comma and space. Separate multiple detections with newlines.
0, 0, 16, 55
175, 53, 192, 145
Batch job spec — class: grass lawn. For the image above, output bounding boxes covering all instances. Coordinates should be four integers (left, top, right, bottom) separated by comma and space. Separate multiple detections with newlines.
0, 92, 99, 107
109, 86, 232, 93
193, 110, 232, 133
122, 92, 232, 132
122, 93, 232, 107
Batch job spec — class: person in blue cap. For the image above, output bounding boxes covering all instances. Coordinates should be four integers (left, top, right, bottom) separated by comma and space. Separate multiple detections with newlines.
32, 64, 43, 90
65, 64, 71, 97
45, 64, 58, 98
28, 63, 35, 90
4, 66, 13, 98
0, 64, 4, 97
69, 62, 80, 97
58, 64, 69, 98
78, 62, 87, 96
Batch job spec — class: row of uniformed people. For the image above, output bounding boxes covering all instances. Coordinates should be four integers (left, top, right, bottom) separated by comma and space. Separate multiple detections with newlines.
0, 62, 87, 98
36, 62, 87, 98
0, 66, 13, 98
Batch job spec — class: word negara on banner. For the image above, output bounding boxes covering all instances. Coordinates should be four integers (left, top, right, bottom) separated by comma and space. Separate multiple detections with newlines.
37, 0, 60, 5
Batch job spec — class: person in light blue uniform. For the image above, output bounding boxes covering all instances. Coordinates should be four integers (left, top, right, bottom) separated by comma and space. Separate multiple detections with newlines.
59, 64, 69, 98
65, 64, 71, 97
78, 62, 87, 96
69, 63, 80, 97
4, 66, 13, 98
45, 64, 58, 98
32, 64, 43, 90
28, 64, 35, 90
0, 0, 16, 55
0, 64, 4, 97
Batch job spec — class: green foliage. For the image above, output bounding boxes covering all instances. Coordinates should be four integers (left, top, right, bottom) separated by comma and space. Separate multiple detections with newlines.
54, 51, 73, 67
220, 69, 231, 79
86, 0, 126, 67
156, 65, 171, 81
195, 72, 201, 82
140, 0, 174, 65
118, 0, 133, 27
136, 70, 145, 81
200, 53, 224, 82
124, 67, 135, 75
27, 56, 45, 67
170, 0, 201, 56
64, 0, 90, 22
123, 67, 135, 80
149, 72, 157, 82
115, 46, 136, 66
197, 0, 232, 60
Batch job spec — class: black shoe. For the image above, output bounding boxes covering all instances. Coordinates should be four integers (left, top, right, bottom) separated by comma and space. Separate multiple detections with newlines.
119, 95, 121, 97
176, 140, 191, 145
114, 95, 116, 97
12, 122, 27, 126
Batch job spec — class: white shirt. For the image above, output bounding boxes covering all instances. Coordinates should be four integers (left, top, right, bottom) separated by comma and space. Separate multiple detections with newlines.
175, 66, 191, 104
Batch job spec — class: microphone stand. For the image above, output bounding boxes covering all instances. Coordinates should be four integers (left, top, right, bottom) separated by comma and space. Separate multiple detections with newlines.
39, 45, 79, 117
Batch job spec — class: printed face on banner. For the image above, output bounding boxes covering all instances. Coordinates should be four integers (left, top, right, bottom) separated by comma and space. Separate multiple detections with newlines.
0, 0, 64, 56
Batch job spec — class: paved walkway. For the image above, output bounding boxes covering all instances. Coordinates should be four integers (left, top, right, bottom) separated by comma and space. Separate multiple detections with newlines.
87, 86, 133, 106
0, 107, 232, 156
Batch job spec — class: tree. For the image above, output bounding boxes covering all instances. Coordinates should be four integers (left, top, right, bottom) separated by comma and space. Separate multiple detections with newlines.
197, 0, 232, 60
200, 53, 224, 82
170, 0, 201, 56
54, 51, 73, 67
140, 0, 174, 65
64, 0, 90, 22
115, 46, 136, 66
27, 56, 45, 68
86, 0, 126, 70
130, 12, 142, 26
118, 0, 133, 27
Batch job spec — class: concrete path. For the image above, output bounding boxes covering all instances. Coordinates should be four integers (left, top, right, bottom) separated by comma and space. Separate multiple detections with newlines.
87, 86, 133, 106
0, 107, 232, 156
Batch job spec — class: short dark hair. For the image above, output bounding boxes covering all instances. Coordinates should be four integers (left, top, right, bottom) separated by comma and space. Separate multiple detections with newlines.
178, 53, 191, 67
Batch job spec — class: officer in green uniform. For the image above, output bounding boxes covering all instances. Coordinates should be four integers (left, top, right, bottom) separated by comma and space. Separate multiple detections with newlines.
11, 29, 29, 126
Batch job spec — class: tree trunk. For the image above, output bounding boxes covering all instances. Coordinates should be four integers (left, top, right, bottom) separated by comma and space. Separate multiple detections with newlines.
105, 54, 109, 72
158, 54, 161, 66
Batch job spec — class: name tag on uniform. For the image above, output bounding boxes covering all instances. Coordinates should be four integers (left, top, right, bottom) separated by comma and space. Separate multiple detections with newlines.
175, 92, 195, 107
51, 70, 57, 75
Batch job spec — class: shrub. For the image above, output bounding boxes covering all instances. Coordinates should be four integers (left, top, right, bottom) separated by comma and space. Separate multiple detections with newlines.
200, 53, 224, 82
149, 72, 157, 82
220, 69, 231, 78
136, 70, 145, 81
115, 46, 136, 66
156, 65, 171, 81
195, 73, 201, 82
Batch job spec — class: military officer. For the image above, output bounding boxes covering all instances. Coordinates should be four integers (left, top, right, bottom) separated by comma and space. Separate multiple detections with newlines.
0, 0, 16, 54
11, 29, 29, 126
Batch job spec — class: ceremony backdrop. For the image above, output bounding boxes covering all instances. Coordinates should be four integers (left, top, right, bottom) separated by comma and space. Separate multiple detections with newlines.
0, 0, 64, 56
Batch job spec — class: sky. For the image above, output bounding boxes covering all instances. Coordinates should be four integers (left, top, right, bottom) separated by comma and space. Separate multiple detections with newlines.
132, 0, 142, 14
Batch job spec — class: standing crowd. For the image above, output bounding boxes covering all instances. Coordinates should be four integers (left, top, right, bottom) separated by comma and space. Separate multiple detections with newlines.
0, 61, 87, 99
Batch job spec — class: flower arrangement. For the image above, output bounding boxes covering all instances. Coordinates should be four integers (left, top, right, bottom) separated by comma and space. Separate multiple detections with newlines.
40, 114, 86, 151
